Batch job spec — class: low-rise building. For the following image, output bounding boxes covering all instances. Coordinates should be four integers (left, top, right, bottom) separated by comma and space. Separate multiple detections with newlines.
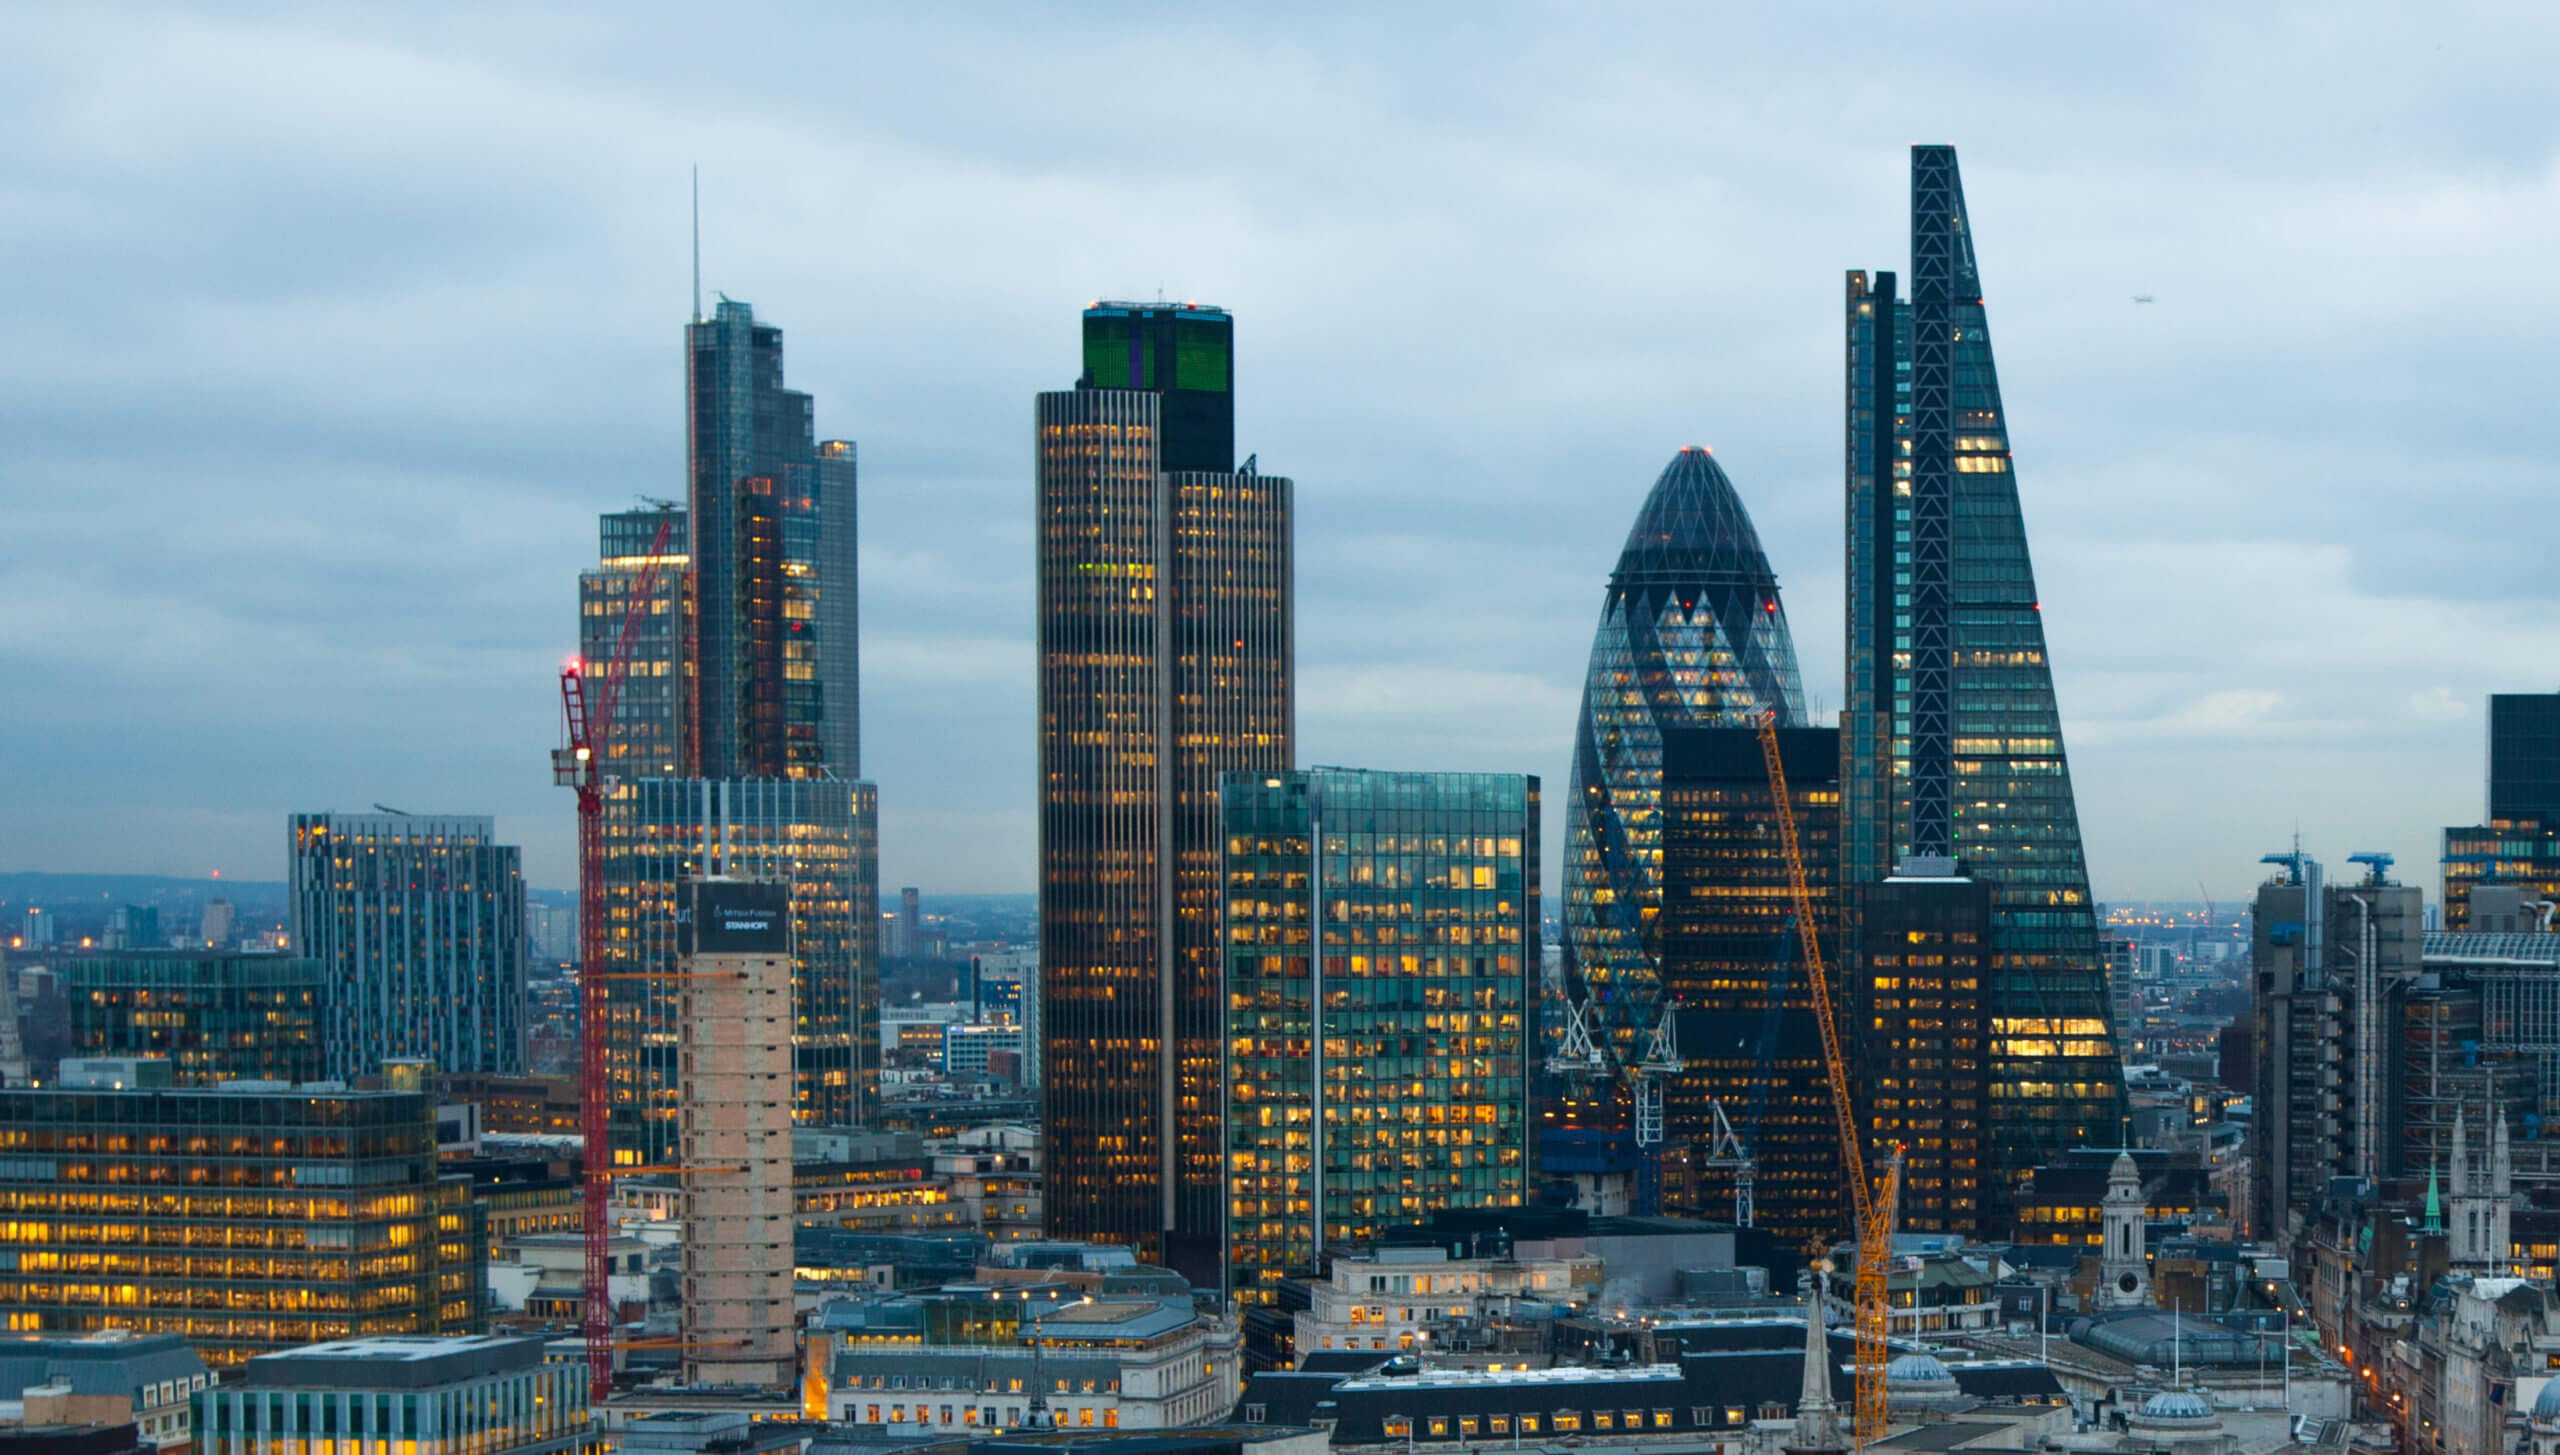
816, 1290, 1238, 1433
1296, 1247, 1598, 1363
0, 1334, 211, 1455
192, 1336, 587, 1455
1824, 1243, 2000, 1338
1238, 1323, 2066, 1451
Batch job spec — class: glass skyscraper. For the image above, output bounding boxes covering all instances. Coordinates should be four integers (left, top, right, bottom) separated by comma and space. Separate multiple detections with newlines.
578, 506, 689, 780
1219, 769, 1536, 1305
576, 299, 877, 1160
597, 776, 877, 1166
287, 813, 528, 1080
2443, 691, 2560, 931
1037, 302, 1293, 1280
686, 298, 859, 781
1842, 146, 2123, 1176
1563, 447, 1805, 1064
1657, 726, 1840, 1245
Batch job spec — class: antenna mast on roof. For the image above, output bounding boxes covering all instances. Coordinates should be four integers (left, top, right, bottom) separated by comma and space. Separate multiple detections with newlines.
691, 165, 702, 323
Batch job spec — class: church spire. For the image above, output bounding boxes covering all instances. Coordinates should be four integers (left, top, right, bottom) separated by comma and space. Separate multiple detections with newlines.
1786, 1266, 1848, 1455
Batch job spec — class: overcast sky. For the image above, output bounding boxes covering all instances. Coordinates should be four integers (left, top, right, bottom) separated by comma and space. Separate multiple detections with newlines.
5, 4, 2554, 904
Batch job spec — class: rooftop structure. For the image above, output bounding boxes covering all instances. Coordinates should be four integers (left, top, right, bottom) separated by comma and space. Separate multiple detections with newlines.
199, 1336, 584, 1455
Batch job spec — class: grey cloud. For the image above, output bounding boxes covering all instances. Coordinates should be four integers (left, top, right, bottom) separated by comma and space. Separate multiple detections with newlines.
4, 2, 2556, 902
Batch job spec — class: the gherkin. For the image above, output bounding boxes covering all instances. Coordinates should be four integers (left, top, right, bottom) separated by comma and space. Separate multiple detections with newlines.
1564, 447, 1805, 1058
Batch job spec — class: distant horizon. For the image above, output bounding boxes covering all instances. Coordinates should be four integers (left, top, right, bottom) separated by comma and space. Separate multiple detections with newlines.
0, 864, 2348, 916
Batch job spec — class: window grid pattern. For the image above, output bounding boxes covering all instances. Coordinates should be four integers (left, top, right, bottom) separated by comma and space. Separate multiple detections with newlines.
1220, 770, 1537, 1304
1564, 449, 1806, 1065
598, 777, 878, 1164
1845, 147, 2123, 1177
1037, 383, 1294, 1272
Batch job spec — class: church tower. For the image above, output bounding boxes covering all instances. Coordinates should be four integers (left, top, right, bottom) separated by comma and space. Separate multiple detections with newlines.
2096, 1151, 2152, 1309
2450, 1104, 2514, 1272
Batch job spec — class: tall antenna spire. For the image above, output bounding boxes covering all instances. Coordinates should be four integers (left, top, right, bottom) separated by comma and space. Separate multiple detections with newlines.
691, 165, 702, 323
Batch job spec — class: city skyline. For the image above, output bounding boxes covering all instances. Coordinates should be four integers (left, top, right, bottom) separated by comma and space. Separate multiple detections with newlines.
6, 8, 2556, 904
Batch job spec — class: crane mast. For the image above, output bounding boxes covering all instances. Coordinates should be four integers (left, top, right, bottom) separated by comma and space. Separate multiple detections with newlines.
1756, 710, 1898, 1446
552, 506, 677, 1402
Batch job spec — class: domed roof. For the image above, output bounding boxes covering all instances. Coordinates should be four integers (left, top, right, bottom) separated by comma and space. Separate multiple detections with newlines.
1886, 1353, 1954, 1384
2533, 1379, 2560, 1422
1609, 448, 1781, 593
2139, 1391, 2211, 1421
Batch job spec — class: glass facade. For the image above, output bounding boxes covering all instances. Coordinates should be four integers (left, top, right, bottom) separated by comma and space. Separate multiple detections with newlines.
1219, 770, 1537, 1304
1856, 870, 1992, 1234
1036, 316, 1292, 1279
1842, 147, 2123, 1176
198, 1336, 588, 1455
1564, 448, 1805, 1063
597, 778, 878, 1163
286, 815, 527, 1081
578, 507, 689, 780
2490, 693, 2560, 821
60, 951, 327, 1087
2443, 817, 2560, 932
0, 1087, 483, 1364
2442, 695, 2560, 930
685, 298, 859, 781
1656, 727, 1841, 1245
1079, 303, 1234, 474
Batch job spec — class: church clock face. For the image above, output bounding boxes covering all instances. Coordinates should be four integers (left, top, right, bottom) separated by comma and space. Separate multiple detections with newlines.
2118, 1273, 2141, 1295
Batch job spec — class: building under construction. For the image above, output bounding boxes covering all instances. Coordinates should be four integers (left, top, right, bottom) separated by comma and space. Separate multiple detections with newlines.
677, 877, 798, 1391
1657, 724, 1843, 1247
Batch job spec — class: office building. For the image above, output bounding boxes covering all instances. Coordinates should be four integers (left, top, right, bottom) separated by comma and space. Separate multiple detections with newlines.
0, 1332, 210, 1455
816, 1288, 1240, 1431
2442, 691, 2560, 931
57, 952, 325, 1087
675, 879, 796, 1390
1218, 769, 1537, 1303
1655, 726, 1840, 1244
0, 1080, 483, 1365
2490, 692, 2560, 820
1036, 301, 1291, 1278
577, 506, 690, 779
287, 813, 527, 1080
897, 887, 922, 960
197, 901, 233, 951
2247, 853, 2420, 1242
1563, 447, 1805, 1066
597, 777, 876, 1164
686, 298, 858, 781
104, 910, 159, 953
1842, 146, 2123, 1175
2424, 931, 2560, 1134
1854, 857, 1992, 1235
2101, 934, 2139, 1060
195, 1335, 586, 1455
944, 1023, 1027, 1081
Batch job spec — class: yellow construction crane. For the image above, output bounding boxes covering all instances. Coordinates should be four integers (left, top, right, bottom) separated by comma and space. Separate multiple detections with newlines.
1757, 710, 1902, 1446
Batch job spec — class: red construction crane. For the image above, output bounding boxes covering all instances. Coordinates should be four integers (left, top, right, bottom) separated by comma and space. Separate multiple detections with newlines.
552, 506, 677, 1402
1757, 710, 1901, 1445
